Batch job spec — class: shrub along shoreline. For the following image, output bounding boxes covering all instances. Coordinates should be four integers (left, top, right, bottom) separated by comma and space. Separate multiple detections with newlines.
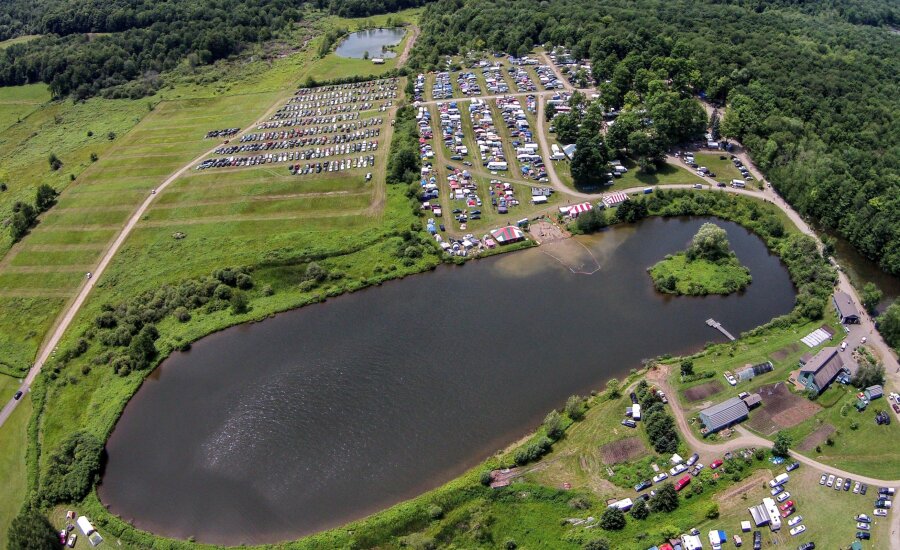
14, 189, 833, 548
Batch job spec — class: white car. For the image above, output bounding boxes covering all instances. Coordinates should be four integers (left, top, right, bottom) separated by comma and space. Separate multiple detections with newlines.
788, 515, 803, 527
770, 486, 784, 496
67, 534, 77, 548
834, 477, 844, 490
874, 508, 888, 517
776, 491, 791, 503
856, 514, 871, 523
819, 474, 827, 485
653, 472, 669, 483
669, 464, 687, 476
789, 525, 806, 536
854, 481, 861, 493
826, 474, 835, 487
856, 522, 870, 531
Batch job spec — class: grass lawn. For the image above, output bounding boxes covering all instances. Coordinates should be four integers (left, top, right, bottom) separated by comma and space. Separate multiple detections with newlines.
692, 152, 744, 183
781, 385, 900, 478
0, 34, 42, 49
0, 83, 51, 132
607, 159, 705, 192
648, 253, 752, 296
0, 376, 31, 550
695, 464, 888, 549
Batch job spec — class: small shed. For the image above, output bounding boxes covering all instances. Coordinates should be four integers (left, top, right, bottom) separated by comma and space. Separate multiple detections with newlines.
741, 393, 762, 409
865, 385, 883, 400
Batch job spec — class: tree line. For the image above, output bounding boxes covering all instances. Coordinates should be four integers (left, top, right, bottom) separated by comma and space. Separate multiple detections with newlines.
0, 0, 421, 99
410, 0, 900, 276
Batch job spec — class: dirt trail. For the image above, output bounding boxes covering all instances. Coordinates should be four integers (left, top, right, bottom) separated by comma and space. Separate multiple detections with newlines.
396, 25, 419, 67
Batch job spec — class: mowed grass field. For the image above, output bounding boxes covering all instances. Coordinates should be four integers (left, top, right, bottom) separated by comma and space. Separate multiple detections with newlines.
0, 90, 283, 373
0, 83, 51, 132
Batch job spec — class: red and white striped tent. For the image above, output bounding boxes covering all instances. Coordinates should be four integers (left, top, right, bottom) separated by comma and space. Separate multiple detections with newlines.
602, 192, 628, 208
568, 202, 593, 217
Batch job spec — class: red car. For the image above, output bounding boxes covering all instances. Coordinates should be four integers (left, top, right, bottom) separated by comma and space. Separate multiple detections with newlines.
710, 459, 723, 469
674, 475, 692, 491
781, 507, 795, 518
780, 500, 794, 511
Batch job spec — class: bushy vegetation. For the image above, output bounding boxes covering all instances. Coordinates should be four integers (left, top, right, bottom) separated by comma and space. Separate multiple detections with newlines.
411, 0, 900, 275
40, 431, 103, 505
878, 300, 900, 351
7, 184, 58, 242
6, 507, 60, 550
636, 380, 680, 453
388, 104, 422, 186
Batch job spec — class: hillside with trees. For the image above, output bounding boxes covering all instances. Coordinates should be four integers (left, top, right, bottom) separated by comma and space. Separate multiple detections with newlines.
410, 0, 900, 276
0, 0, 426, 99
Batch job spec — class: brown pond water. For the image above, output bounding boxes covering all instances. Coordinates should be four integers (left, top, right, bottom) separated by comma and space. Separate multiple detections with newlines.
99, 217, 796, 545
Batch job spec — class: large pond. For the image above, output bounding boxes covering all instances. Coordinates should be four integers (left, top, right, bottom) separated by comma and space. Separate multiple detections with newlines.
99, 217, 796, 545
334, 28, 406, 59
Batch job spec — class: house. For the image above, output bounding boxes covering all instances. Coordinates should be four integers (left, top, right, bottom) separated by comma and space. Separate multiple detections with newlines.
699, 397, 750, 434
741, 393, 762, 409
833, 291, 860, 324
490, 226, 525, 245
865, 385, 883, 400
798, 346, 844, 395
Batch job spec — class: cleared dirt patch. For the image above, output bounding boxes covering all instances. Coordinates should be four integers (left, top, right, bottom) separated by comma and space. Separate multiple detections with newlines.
797, 424, 836, 452
770, 342, 800, 362
684, 380, 724, 402
599, 437, 646, 464
745, 382, 821, 435
714, 470, 771, 504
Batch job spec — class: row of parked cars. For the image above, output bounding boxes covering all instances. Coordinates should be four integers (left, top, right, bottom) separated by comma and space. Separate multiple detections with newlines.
241, 118, 382, 143
257, 111, 361, 131
214, 130, 380, 155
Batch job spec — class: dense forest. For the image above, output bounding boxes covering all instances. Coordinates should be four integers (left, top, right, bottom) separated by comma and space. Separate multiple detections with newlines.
410, 0, 900, 276
0, 0, 426, 98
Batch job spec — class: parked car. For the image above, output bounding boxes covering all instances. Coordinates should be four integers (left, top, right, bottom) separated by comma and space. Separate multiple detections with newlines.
874, 508, 888, 517
669, 463, 688, 476
856, 522, 870, 530
789, 525, 806, 536
710, 459, 723, 469
780, 500, 795, 511
853, 481, 861, 493
690, 464, 704, 476
621, 419, 636, 428
834, 477, 844, 490
879, 487, 896, 495
652, 472, 669, 483
875, 498, 892, 508
788, 515, 803, 527
860, 483, 868, 495
14, 390, 22, 400
781, 506, 795, 518
819, 474, 827, 485
844, 478, 852, 491
776, 492, 792, 503
770, 486, 784, 496
753, 530, 762, 550
686, 453, 700, 466
634, 480, 652, 492
857, 531, 871, 540
826, 474, 835, 487
856, 514, 871, 523
786, 462, 800, 472
798, 543, 816, 550
67, 534, 77, 548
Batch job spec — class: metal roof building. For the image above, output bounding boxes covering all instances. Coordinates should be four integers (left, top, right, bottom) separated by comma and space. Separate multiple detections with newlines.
699, 397, 749, 433
833, 291, 860, 324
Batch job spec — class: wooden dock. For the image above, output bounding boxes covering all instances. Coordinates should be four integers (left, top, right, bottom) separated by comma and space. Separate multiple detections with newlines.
706, 318, 736, 341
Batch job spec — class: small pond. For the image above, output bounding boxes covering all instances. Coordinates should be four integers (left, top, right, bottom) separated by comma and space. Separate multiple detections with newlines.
334, 28, 406, 59
99, 217, 796, 545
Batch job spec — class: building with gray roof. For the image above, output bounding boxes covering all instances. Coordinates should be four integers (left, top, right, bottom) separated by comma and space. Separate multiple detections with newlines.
699, 397, 750, 434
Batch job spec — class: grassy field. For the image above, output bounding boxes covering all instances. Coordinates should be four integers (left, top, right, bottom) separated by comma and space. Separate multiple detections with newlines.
649, 253, 752, 295
0, 35, 41, 49
0, 375, 31, 550
0, 83, 50, 132
693, 464, 889, 549
692, 152, 744, 183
